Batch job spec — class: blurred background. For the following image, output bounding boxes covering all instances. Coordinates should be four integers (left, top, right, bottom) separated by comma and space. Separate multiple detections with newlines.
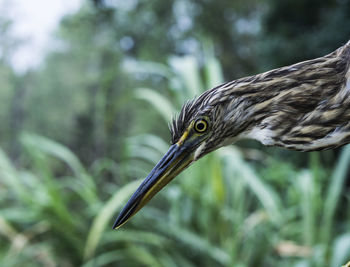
1, 0, 350, 266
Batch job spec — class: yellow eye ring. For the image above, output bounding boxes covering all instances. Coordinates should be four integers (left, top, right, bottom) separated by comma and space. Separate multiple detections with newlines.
194, 119, 208, 133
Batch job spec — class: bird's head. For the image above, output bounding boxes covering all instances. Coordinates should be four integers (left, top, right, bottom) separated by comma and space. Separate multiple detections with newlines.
113, 87, 234, 229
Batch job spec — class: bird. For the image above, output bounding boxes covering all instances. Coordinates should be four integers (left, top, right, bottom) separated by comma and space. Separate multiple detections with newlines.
113, 39, 350, 229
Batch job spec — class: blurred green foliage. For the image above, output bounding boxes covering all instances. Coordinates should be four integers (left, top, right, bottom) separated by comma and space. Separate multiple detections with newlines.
0, 0, 350, 266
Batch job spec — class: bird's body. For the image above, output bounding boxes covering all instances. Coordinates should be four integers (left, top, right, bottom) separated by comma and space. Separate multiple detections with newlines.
113, 40, 350, 229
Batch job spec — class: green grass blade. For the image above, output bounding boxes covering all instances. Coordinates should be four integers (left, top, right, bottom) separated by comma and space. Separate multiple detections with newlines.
203, 40, 224, 88
135, 88, 176, 122
169, 56, 203, 98
220, 147, 282, 224
297, 171, 316, 245
20, 133, 97, 204
322, 145, 350, 245
0, 216, 18, 241
0, 148, 32, 203
83, 179, 142, 260
331, 233, 350, 267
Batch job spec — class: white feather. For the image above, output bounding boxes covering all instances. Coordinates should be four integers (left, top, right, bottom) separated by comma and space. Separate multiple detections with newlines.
243, 127, 276, 146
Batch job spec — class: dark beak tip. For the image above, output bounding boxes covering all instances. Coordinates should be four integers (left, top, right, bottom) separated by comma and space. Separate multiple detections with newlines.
112, 219, 126, 230
112, 213, 128, 230
112, 221, 119, 230
112, 191, 144, 229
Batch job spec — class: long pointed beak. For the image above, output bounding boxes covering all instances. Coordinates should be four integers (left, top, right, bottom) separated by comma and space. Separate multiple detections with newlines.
113, 143, 194, 229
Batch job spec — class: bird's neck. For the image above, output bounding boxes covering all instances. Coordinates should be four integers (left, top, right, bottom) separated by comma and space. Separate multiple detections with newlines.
217, 41, 350, 151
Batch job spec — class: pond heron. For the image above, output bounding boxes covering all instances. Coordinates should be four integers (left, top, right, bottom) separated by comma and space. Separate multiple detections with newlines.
113, 40, 350, 229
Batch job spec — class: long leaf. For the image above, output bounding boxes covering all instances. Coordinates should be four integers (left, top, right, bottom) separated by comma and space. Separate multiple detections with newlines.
322, 145, 350, 245
83, 179, 141, 260
135, 87, 176, 122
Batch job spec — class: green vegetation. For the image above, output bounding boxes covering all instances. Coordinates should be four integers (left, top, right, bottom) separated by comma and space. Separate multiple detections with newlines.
1, 0, 350, 266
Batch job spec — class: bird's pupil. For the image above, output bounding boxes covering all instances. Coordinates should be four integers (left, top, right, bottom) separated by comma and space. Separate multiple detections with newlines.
197, 123, 204, 130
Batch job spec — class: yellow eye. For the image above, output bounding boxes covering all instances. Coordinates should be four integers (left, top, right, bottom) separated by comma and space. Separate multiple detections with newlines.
194, 119, 208, 133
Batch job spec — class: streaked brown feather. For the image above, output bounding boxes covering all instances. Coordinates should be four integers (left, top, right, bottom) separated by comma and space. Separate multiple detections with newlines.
171, 40, 350, 155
